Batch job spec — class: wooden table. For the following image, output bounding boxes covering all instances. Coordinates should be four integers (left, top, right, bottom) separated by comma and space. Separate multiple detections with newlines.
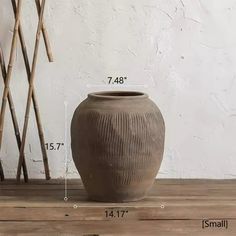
0, 179, 236, 235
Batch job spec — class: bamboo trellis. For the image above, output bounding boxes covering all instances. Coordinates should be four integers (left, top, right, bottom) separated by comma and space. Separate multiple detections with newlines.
0, 0, 53, 182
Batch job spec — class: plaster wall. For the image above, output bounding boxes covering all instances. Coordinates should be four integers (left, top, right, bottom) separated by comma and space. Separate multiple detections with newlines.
0, 0, 236, 179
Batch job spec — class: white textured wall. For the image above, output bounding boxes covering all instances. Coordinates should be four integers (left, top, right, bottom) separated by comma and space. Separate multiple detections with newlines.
0, 0, 236, 179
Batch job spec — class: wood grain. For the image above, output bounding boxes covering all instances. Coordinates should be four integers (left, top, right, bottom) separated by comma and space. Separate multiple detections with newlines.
0, 220, 235, 236
0, 179, 236, 235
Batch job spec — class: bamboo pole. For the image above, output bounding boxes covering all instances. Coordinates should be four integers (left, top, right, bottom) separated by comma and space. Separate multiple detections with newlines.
0, 47, 4, 181
0, 44, 28, 182
0, 0, 23, 179
11, 0, 50, 180
35, 0, 53, 62
0, 159, 3, 181
17, 0, 49, 181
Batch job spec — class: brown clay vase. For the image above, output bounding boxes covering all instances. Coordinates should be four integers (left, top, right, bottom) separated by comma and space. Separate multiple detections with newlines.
71, 91, 165, 202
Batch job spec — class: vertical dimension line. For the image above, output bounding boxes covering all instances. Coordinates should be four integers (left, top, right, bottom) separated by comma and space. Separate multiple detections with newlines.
64, 101, 68, 201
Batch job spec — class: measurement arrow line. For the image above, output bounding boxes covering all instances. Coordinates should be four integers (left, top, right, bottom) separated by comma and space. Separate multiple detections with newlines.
64, 101, 68, 201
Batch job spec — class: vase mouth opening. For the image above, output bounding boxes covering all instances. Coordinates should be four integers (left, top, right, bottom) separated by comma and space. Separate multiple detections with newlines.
88, 91, 148, 99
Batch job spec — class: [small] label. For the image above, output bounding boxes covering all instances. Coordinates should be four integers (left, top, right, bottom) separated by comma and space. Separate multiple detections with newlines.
202, 219, 228, 229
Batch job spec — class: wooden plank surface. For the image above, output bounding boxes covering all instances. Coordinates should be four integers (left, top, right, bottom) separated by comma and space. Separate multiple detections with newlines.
0, 220, 236, 236
0, 179, 236, 235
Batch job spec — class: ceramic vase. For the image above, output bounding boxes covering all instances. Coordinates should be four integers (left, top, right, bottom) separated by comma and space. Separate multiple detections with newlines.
71, 91, 165, 202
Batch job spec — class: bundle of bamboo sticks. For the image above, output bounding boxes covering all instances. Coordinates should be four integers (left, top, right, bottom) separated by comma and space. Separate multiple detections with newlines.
0, 0, 53, 182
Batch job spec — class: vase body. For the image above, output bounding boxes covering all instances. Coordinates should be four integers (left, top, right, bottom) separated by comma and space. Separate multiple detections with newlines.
71, 91, 165, 202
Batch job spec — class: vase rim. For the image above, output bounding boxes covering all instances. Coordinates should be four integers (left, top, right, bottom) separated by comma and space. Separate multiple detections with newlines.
88, 91, 148, 99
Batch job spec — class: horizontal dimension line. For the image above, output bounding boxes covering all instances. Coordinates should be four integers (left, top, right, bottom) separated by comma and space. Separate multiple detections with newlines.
86, 84, 149, 88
